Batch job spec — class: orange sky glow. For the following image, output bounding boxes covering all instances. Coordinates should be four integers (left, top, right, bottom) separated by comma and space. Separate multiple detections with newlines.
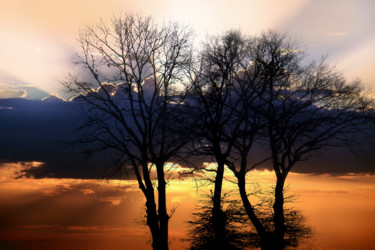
1, 162, 375, 249
1, 1, 374, 249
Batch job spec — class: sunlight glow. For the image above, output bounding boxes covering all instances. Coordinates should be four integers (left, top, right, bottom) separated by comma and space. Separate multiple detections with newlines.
1, 162, 375, 249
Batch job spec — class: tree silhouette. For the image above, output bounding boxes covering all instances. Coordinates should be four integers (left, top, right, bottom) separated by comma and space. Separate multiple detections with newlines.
223, 31, 373, 249
186, 30, 372, 249
64, 14, 194, 250
63, 14, 373, 249
184, 30, 254, 245
187, 189, 312, 249
187, 192, 255, 250
251, 31, 372, 249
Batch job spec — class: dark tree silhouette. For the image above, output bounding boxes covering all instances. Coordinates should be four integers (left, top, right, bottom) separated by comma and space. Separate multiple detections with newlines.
64, 14, 194, 250
63, 15, 373, 249
187, 190, 312, 250
251, 31, 372, 249
184, 30, 253, 246
223, 31, 373, 249
187, 192, 255, 250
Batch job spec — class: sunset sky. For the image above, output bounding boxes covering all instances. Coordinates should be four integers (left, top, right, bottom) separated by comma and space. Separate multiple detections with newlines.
1, 0, 375, 99
1, 0, 375, 249
1, 163, 375, 249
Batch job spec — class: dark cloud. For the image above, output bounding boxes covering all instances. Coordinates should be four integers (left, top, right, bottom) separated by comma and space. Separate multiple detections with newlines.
0, 98, 117, 179
291, 143, 375, 175
0, 97, 374, 179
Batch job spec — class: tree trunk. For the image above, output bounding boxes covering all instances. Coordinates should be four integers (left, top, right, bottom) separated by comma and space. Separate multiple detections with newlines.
273, 174, 287, 250
156, 162, 169, 250
145, 196, 161, 250
212, 160, 225, 246
237, 174, 274, 249
141, 160, 168, 250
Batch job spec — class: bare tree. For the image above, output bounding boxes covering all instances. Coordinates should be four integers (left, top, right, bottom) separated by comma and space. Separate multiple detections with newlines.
252, 31, 372, 249
185, 30, 254, 246
225, 31, 373, 249
64, 17, 372, 250
64, 14, 194, 250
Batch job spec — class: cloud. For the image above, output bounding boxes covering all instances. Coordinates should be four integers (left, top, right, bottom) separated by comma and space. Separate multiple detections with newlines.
295, 189, 349, 195
327, 32, 348, 37
0, 81, 49, 100
41, 94, 66, 103
0, 98, 106, 179
0, 89, 26, 98
0, 88, 374, 180
0, 71, 51, 100
0, 161, 150, 249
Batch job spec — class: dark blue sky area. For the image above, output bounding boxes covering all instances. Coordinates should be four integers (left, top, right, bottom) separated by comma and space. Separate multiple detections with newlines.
0, 97, 374, 178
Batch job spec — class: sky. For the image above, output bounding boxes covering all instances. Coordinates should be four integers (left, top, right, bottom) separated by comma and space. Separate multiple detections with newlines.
1, 163, 375, 249
1, 0, 375, 249
1, 0, 374, 177
0, 0, 375, 99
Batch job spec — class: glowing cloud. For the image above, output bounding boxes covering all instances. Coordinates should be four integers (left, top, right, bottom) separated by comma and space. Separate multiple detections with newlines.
0, 89, 26, 98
